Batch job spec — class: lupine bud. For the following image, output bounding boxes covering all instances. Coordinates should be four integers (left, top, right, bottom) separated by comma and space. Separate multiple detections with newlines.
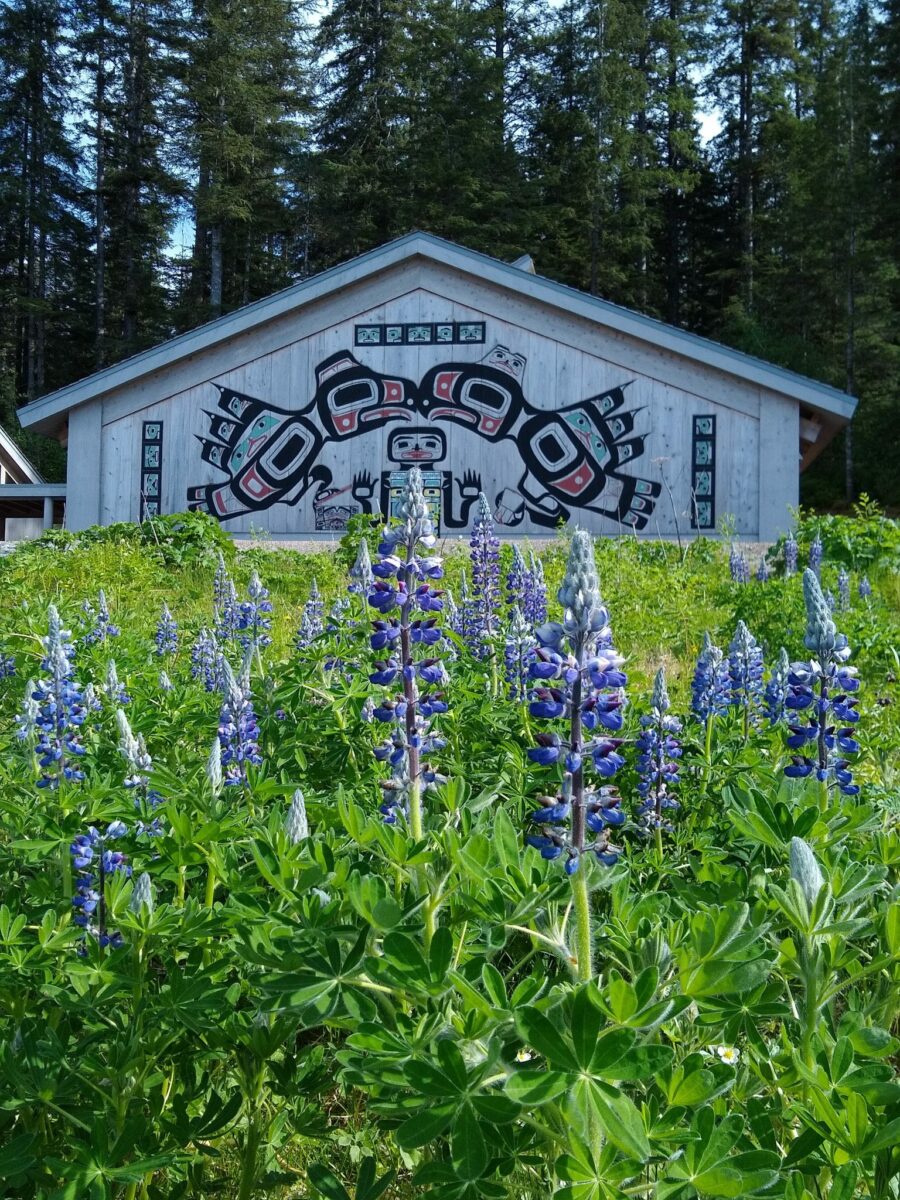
350, 539, 374, 594
206, 735, 223, 794
859, 576, 872, 599
784, 532, 798, 576
159, 670, 173, 692
651, 666, 670, 714
556, 530, 606, 647
789, 837, 824, 909
129, 872, 155, 915
285, 789, 309, 843
803, 569, 837, 659
809, 533, 823, 575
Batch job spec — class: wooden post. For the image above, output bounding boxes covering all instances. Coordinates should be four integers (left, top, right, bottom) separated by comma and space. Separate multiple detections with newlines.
43, 494, 54, 529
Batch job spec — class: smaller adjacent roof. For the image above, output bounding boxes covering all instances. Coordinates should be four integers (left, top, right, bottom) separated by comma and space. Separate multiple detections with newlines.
0, 424, 42, 484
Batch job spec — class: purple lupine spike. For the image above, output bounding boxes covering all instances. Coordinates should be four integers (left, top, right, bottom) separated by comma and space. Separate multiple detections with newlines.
33, 606, 89, 789
524, 550, 548, 628
728, 620, 764, 737
191, 627, 227, 692
103, 659, 130, 706
70, 822, 130, 950
764, 647, 791, 724
504, 606, 536, 701
636, 668, 682, 836
238, 570, 273, 653
506, 544, 527, 615
155, 604, 178, 656
468, 493, 501, 650
784, 570, 860, 796
214, 574, 240, 642
116, 709, 164, 836
859, 576, 871, 600
81, 590, 120, 646
367, 468, 447, 833
837, 567, 850, 611
525, 531, 626, 873
295, 580, 325, 651
808, 533, 823, 577
691, 633, 730, 724
218, 661, 263, 786
756, 558, 770, 583
0, 652, 15, 678
784, 532, 798, 577
349, 539, 374, 596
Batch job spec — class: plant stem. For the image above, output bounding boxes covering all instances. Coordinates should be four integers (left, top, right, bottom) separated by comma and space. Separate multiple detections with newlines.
204, 863, 217, 908
571, 869, 593, 981
237, 1111, 263, 1200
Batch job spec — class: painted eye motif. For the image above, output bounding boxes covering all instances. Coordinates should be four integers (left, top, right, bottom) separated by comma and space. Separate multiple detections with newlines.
230, 441, 248, 470
569, 412, 591, 432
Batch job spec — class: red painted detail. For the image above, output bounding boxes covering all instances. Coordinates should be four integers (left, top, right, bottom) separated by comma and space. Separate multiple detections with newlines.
555, 462, 595, 496
478, 416, 500, 434
336, 411, 358, 433
361, 408, 412, 423
435, 371, 460, 398
243, 466, 275, 500
384, 381, 403, 402
431, 406, 475, 424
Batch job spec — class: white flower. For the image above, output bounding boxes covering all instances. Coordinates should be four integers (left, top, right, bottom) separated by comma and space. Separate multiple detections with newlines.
716, 1045, 740, 1065
516, 1048, 533, 1062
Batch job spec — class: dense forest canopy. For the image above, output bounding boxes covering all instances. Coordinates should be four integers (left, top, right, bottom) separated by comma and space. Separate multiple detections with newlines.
0, 0, 896, 507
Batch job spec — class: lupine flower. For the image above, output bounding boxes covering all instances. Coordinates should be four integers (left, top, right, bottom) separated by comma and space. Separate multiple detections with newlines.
116, 709, 163, 834
784, 569, 860, 796
756, 558, 770, 583
824, 589, 836, 612
130, 872, 155, 916
367, 468, 447, 831
0, 652, 15, 678
295, 581, 325, 650
215, 573, 240, 642
213, 551, 230, 611
636, 667, 682, 835
155, 604, 178, 656
218, 661, 263, 786
525, 531, 626, 874
458, 571, 482, 652
506, 544, 527, 615
729, 544, 747, 583
81, 590, 120, 645
789, 836, 825, 908
104, 659, 130, 705
16, 678, 40, 743
837, 567, 850, 610
809, 533, 823, 576
691, 633, 730, 724
784, 532, 798, 576
33, 607, 88, 788
191, 627, 227, 692
349, 539, 374, 596
504, 606, 536, 701
285, 789, 309, 843
71, 822, 130, 949
468, 493, 501, 649
859, 576, 872, 600
728, 620, 764, 733
158, 670, 173, 692
763, 647, 791, 724
445, 589, 461, 637
238, 571, 273, 654
524, 551, 548, 628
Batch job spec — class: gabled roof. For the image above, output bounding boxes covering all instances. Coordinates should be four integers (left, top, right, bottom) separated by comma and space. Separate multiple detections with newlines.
17, 231, 856, 435
0, 424, 42, 483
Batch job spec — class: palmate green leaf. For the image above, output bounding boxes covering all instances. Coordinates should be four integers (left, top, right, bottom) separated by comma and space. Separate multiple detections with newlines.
572, 985, 606, 1068
492, 806, 520, 871
307, 1162, 353, 1200
395, 1104, 456, 1149
505, 1068, 569, 1105
587, 1080, 650, 1161
452, 1104, 489, 1182
514, 1006, 579, 1071
0, 1133, 37, 1183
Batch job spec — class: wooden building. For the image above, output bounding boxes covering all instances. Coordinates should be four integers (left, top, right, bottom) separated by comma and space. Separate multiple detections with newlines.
17, 233, 856, 540
0, 426, 65, 539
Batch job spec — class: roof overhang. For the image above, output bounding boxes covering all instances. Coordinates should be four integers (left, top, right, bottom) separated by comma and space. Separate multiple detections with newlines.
17, 232, 857, 462
0, 424, 43, 482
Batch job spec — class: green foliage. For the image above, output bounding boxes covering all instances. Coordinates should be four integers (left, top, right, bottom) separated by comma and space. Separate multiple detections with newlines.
0, 520, 897, 1198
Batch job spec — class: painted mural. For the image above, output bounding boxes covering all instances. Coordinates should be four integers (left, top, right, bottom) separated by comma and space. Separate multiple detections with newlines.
186, 343, 661, 531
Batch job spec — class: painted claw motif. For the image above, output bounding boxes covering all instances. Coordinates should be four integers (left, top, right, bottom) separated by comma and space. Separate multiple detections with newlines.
187, 384, 326, 519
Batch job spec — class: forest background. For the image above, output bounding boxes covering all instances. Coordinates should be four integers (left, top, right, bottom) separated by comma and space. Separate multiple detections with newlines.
0, 0, 897, 508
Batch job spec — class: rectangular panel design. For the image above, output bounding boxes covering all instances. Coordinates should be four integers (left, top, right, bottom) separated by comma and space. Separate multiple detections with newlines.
690, 414, 716, 529
140, 420, 163, 519
354, 321, 485, 347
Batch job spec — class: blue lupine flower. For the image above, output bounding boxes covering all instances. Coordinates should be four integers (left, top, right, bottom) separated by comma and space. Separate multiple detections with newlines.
295, 581, 325, 650
367, 468, 447, 828
214, 573, 240, 642
468, 493, 501, 649
784, 532, 798, 576
523, 551, 548, 629
691, 633, 730, 724
756, 558, 770, 583
809, 533, 823, 576
859, 576, 872, 600
729, 545, 750, 583
783, 569, 860, 796
238, 570, 273, 653
103, 659, 130, 706
504, 606, 536, 701
81, 590, 120, 646
824, 589, 836, 612
71, 822, 130, 949
16, 678, 40, 743
218, 662, 263, 786
116, 709, 163, 834
837, 567, 850, 610
158, 670, 174, 692
763, 647, 791, 724
506, 544, 527, 615
33, 607, 89, 789
349, 539, 374, 596
636, 667, 682, 834
191, 627, 227, 692
0, 652, 15, 678
728, 620, 764, 733
525, 531, 625, 873
155, 604, 178, 656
